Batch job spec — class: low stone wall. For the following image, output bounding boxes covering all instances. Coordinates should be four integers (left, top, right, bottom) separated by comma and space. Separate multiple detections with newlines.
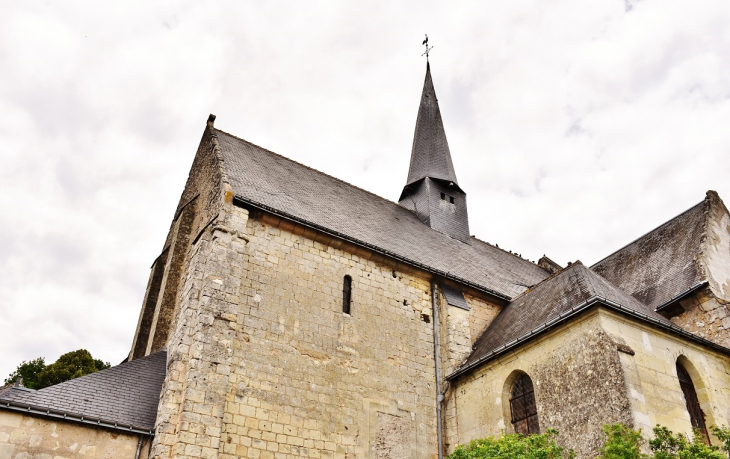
0, 410, 150, 459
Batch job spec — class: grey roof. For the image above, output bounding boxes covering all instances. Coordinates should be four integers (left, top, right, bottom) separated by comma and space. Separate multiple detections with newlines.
215, 129, 549, 299
404, 62, 459, 187
459, 262, 676, 373
591, 197, 708, 309
442, 284, 470, 310
0, 350, 166, 432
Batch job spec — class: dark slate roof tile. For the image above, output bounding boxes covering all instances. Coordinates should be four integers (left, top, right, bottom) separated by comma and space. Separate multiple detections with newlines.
215, 129, 549, 299
591, 198, 708, 309
462, 262, 674, 370
0, 351, 166, 431
405, 62, 459, 187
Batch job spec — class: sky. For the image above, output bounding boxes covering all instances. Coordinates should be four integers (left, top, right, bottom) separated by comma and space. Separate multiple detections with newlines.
1, 0, 729, 379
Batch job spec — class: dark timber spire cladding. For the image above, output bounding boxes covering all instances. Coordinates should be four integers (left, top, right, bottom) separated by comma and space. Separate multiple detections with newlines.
399, 62, 471, 243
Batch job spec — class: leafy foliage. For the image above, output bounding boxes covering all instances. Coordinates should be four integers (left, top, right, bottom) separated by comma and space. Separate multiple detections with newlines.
447, 429, 574, 459
600, 423, 649, 459
3, 357, 46, 389
448, 424, 730, 459
710, 426, 730, 458
649, 425, 724, 459
4, 349, 111, 390
598, 423, 730, 459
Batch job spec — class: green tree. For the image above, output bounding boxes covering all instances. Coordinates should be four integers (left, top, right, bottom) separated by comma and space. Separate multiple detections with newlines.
447, 429, 574, 459
4, 357, 46, 389
35, 349, 110, 389
4, 350, 111, 390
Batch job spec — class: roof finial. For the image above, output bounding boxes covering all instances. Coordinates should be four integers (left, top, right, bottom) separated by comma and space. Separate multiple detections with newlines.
421, 34, 433, 61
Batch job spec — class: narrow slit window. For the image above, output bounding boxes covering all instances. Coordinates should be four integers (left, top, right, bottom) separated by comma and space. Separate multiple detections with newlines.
449, 196, 455, 204
510, 373, 539, 435
440, 192, 446, 200
343, 275, 352, 315
677, 362, 709, 443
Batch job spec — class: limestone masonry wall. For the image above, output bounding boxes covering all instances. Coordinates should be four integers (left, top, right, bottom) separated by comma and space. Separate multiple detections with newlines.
600, 310, 730, 445
0, 411, 149, 459
149, 200, 505, 459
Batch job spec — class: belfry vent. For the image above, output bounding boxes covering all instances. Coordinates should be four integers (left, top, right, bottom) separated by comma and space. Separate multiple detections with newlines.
399, 62, 470, 243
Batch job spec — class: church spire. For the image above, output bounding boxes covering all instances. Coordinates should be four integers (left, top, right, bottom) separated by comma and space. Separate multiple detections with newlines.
405, 62, 459, 187
399, 62, 471, 244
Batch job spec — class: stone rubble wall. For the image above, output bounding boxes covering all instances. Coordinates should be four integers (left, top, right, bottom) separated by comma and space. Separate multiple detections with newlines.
669, 286, 730, 348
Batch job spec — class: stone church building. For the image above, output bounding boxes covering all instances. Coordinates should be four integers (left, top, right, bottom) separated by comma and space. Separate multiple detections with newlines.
2, 63, 730, 459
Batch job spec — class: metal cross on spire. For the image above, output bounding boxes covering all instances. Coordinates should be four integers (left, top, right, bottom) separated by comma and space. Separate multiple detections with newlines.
422, 34, 433, 60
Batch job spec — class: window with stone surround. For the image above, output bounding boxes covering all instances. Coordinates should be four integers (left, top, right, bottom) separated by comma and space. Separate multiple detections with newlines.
677, 361, 710, 443
343, 275, 352, 315
510, 373, 539, 435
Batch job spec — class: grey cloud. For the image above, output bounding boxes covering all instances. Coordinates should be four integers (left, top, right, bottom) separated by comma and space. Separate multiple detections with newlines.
1, 0, 729, 380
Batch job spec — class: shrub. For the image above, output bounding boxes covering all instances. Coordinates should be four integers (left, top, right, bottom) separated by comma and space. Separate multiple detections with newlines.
598, 423, 730, 459
447, 429, 574, 459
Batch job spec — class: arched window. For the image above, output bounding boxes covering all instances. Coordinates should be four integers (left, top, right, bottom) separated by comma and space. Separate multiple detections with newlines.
676, 362, 709, 443
342, 275, 352, 315
510, 373, 539, 435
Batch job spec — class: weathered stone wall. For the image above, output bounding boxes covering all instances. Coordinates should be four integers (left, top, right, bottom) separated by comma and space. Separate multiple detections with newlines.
599, 309, 730, 445
449, 310, 634, 458
0, 410, 150, 459
668, 286, 730, 348
702, 191, 730, 302
129, 122, 229, 360
465, 292, 502, 347
663, 191, 730, 351
150, 200, 510, 459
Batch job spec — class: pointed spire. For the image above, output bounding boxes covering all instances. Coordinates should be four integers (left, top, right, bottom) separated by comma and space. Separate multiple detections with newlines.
399, 62, 470, 244
405, 62, 458, 186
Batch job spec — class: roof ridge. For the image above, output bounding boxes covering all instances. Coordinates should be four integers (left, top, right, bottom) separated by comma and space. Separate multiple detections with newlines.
217, 128, 546, 269
214, 128, 408, 210
469, 235, 546, 268
509, 260, 583, 302
590, 198, 706, 268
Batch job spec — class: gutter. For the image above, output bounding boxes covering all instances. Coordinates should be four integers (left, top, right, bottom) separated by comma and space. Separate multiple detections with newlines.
232, 195, 512, 302
446, 295, 730, 381
0, 399, 155, 436
655, 281, 708, 312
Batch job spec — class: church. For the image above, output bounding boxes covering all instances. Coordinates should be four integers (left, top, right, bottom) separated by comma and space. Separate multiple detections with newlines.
1, 62, 730, 459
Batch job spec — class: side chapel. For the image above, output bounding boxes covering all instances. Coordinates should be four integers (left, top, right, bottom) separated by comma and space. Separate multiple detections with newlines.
2, 62, 730, 459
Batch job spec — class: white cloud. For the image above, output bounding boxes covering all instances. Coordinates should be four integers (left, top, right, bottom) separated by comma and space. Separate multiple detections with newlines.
1, 0, 729, 378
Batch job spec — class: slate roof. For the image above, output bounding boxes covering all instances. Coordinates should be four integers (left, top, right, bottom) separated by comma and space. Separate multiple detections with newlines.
457, 262, 670, 372
405, 62, 459, 187
0, 350, 166, 433
592, 197, 708, 310
215, 128, 549, 300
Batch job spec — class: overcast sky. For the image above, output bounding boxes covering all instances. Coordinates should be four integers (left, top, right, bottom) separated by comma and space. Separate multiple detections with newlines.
1, 0, 729, 379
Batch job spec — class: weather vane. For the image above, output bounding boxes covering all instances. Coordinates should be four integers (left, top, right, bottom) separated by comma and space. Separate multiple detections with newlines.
422, 34, 433, 60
